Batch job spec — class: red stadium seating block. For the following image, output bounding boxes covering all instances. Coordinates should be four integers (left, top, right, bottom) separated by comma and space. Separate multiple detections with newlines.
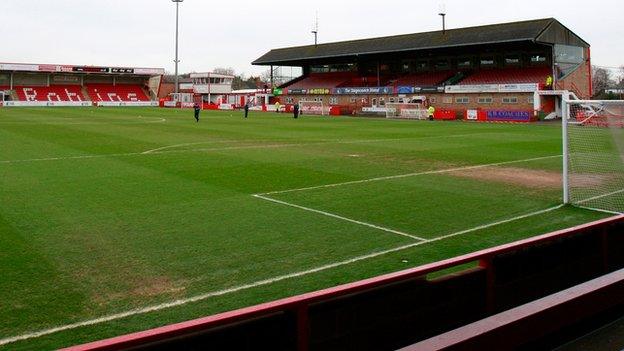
86, 84, 149, 102
14, 85, 86, 102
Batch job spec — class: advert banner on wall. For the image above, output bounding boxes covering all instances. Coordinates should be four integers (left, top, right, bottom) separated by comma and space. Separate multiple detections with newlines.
334, 87, 394, 95
486, 110, 532, 122
466, 109, 479, 120
308, 88, 331, 95
446, 83, 539, 94
287, 89, 307, 95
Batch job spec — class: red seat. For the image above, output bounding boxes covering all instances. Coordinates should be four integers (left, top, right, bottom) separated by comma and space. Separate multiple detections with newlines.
85, 84, 149, 102
14, 85, 86, 101
392, 71, 455, 86
460, 67, 551, 85
284, 73, 354, 92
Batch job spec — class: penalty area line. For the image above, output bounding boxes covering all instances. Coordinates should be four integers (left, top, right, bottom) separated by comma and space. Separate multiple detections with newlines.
253, 194, 426, 241
259, 155, 563, 196
0, 205, 563, 347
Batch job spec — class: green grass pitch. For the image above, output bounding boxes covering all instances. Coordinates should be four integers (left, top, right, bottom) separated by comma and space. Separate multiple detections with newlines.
0, 107, 609, 350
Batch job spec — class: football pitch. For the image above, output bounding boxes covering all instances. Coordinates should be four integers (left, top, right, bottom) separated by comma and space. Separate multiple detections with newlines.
0, 107, 610, 350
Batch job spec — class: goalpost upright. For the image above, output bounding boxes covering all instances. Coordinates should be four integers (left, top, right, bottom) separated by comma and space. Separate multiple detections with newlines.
561, 94, 624, 214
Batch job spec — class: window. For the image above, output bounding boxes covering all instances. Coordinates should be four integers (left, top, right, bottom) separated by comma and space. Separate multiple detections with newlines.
379, 97, 386, 106
372, 98, 377, 106
389, 97, 396, 103
527, 96, 534, 104
443, 96, 453, 104
350, 97, 357, 103
502, 97, 518, 104
478, 97, 493, 104
286, 97, 293, 104
429, 97, 437, 104
329, 97, 338, 105
456, 97, 470, 104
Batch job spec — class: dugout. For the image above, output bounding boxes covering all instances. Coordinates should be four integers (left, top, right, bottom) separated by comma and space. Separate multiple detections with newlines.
253, 18, 591, 121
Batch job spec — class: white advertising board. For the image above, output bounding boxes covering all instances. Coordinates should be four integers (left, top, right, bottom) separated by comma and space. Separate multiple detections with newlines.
446, 83, 539, 94
96, 101, 158, 107
466, 109, 479, 120
2, 101, 92, 107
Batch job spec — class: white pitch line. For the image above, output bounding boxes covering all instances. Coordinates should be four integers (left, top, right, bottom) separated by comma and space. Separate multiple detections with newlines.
259, 155, 563, 195
253, 194, 426, 241
576, 205, 623, 216
142, 140, 250, 154
0, 205, 564, 347
0, 133, 508, 165
577, 188, 624, 205
0, 143, 302, 164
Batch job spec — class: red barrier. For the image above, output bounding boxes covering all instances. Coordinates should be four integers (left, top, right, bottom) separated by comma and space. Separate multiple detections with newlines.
402, 268, 624, 351
433, 109, 456, 120
202, 103, 218, 110
63, 215, 624, 351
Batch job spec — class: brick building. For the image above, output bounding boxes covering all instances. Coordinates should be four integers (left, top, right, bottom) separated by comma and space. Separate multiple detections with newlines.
253, 18, 591, 121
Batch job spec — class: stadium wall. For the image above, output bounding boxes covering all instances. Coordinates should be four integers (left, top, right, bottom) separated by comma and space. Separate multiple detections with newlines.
64, 215, 624, 351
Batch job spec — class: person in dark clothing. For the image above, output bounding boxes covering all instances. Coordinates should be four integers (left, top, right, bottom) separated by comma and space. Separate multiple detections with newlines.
193, 103, 201, 122
244, 103, 249, 119
293, 103, 300, 119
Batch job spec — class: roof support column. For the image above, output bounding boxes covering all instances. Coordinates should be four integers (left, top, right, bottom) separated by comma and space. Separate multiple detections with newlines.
377, 61, 380, 87
270, 65, 274, 91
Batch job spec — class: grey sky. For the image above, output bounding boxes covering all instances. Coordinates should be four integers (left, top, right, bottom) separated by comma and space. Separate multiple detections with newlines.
1, 0, 622, 77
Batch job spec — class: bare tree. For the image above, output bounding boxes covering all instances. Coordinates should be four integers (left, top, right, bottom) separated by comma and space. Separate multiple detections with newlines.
213, 67, 236, 76
592, 66, 613, 95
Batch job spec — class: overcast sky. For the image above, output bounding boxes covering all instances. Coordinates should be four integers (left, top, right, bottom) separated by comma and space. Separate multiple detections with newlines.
1, 0, 622, 77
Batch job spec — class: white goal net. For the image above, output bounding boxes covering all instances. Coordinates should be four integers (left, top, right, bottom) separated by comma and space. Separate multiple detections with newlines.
564, 99, 624, 214
385, 103, 428, 120
299, 101, 329, 116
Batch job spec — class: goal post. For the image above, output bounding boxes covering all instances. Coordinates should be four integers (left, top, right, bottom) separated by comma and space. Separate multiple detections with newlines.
563, 97, 624, 214
299, 101, 329, 116
385, 103, 429, 120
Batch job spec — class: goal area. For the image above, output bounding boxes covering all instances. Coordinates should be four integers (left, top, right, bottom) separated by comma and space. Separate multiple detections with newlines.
563, 98, 624, 215
299, 101, 330, 116
385, 103, 429, 120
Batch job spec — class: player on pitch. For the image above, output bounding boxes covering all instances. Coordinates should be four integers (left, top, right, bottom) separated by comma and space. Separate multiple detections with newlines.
194, 102, 201, 122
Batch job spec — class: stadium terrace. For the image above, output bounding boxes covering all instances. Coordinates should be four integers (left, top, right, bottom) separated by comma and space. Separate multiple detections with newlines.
253, 18, 591, 122
0, 63, 164, 107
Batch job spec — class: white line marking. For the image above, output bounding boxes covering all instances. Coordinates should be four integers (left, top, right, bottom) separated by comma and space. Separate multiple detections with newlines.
0, 205, 563, 347
577, 188, 624, 205
0, 143, 302, 164
259, 155, 563, 195
142, 140, 249, 154
576, 205, 623, 216
0, 133, 517, 165
253, 194, 426, 241
0, 117, 167, 125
